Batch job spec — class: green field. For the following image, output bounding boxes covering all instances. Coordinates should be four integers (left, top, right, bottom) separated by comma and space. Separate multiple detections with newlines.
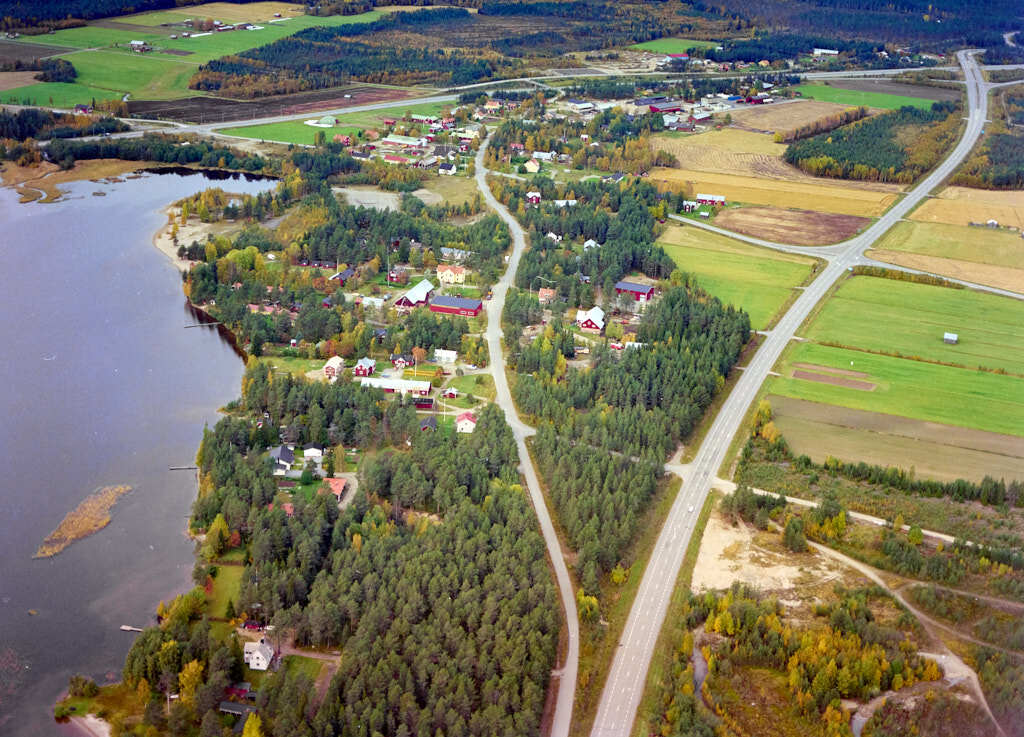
8, 10, 386, 102
223, 119, 362, 146
804, 276, 1024, 373
768, 342, 1024, 437
205, 564, 243, 619
1, 81, 125, 107
658, 225, 816, 328
630, 37, 719, 53
873, 220, 1024, 270
792, 84, 936, 110
448, 373, 495, 401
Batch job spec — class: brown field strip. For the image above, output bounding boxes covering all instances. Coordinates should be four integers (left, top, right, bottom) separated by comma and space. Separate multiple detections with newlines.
728, 100, 859, 132
713, 206, 870, 245
792, 369, 876, 391
0, 71, 42, 92
866, 249, 1024, 293
768, 395, 1024, 483
650, 167, 900, 216
911, 187, 1024, 228
792, 362, 870, 378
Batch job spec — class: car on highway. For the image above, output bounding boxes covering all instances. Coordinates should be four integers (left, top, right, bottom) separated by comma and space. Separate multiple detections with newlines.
688, 505, 694, 513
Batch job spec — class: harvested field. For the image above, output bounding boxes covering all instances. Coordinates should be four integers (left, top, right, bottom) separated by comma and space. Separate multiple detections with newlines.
910, 187, 1024, 229
0, 39, 72, 64
729, 99, 858, 133
867, 249, 1024, 293
651, 128, 798, 179
650, 167, 900, 216
825, 78, 962, 103
873, 221, 1024, 270
120, 1, 307, 25
713, 206, 870, 245
792, 369, 876, 391
127, 85, 416, 123
768, 395, 1024, 483
0, 71, 40, 92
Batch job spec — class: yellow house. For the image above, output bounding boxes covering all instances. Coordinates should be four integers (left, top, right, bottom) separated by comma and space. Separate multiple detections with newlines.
437, 264, 467, 285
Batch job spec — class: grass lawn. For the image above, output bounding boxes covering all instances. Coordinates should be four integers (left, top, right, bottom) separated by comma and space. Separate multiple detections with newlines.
278, 654, 325, 682
206, 563, 243, 619
792, 83, 935, 110
804, 275, 1024, 373
332, 100, 449, 129
421, 173, 480, 206
657, 225, 816, 328
872, 220, 1024, 270
768, 342, 1024, 437
449, 373, 495, 401
1, 81, 122, 107
56, 682, 144, 723
61, 49, 200, 100
259, 355, 325, 377
223, 120, 362, 146
630, 37, 719, 53
444, 285, 483, 298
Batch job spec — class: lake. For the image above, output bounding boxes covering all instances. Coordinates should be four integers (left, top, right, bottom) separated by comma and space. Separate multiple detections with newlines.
0, 168, 277, 735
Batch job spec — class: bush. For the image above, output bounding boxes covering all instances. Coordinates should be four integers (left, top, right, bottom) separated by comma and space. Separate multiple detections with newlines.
68, 674, 99, 698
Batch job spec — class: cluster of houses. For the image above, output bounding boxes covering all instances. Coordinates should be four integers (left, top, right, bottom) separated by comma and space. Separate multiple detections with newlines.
392, 278, 484, 317
269, 443, 327, 477
347, 115, 483, 172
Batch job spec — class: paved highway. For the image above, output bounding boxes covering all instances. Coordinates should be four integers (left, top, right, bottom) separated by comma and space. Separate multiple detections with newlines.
590, 49, 993, 737
474, 143, 579, 737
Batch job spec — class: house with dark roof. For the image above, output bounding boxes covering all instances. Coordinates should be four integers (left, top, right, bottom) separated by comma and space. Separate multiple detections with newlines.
420, 415, 438, 432
269, 445, 294, 465
615, 280, 655, 302
329, 267, 356, 285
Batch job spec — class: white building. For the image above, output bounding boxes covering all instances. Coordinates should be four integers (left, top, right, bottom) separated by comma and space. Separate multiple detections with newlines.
456, 411, 477, 433
244, 641, 274, 671
360, 377, 431, 396
433, 349, 458, 364
575, 306, 605, 332
323, 355, 344, 380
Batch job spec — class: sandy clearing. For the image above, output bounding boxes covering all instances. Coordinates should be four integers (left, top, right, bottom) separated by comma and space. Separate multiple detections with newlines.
153, 202, 248, 266
866, 249, 1024, 294
333, 185, 441, 210
691, 510, 852, 596
713, 206, 871, 245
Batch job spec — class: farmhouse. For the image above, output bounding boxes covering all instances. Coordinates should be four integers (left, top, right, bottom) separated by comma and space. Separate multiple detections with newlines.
353, 357, 376, 377
430, 295, 483, 317
390, 353, 414, 369
436, 264, 466, 285
243, 641, 274, 671
360, 377, 431, 396
323, 356, 344, 380
395, 279, 435, 310
943, 332, 959, 345
329, 267, 356, 285
524, 159, 541, 174
537, 287, 557, 305
696, 193, 726, 206
456, 412, 478, 434
615, 280, 655, 303
576, 306, 605, 333
526, 191, 542, 205
433, 349, 457, 364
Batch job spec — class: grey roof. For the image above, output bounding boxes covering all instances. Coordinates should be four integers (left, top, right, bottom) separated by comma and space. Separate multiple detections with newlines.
615, 280, 654, 295
269, 445, 293, 464
431, 295, 482, 310
219, 701, 258, 716
420, 415, 438, 431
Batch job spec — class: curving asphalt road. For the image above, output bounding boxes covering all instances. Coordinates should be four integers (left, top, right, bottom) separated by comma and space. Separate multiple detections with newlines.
474, 142, 579, 737
590, 49, 998, 737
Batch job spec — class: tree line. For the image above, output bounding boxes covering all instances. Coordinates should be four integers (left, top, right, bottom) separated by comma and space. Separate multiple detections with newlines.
784, 102, 960, 183
774, 105, 868, 143
0, 0, 263, 27
0, 107, 125, 143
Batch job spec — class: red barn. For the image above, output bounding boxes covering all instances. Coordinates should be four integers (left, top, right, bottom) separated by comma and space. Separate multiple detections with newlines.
429, 295, 483, 317
615, 280, 655, 302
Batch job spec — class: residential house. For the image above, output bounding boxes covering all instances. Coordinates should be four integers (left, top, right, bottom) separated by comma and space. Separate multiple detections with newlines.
441, 247, 469, 262
532, 151, 555, 162
388, 265, 410, 285
484, 99, 503, 113
696, 193, 726, 206
329, 267, 356, 285
576, 306, 605, 333
390, 353, 414, 369
524, 158, 541, 174
323, 356, 344, 380
360, 377, 431, 396
433, 348, 457, 364
509, 142, 525, 152
219, 702, 258, 718
441, 387, 458, 399
267, 502, 294, 517
430, 295, 483, 317
456, 411, 478, 433
537, 287, 557, 305
553, 199, 578, 208
439, 162, 456, 175
526, 191, 542, 205
546, 232, 563, 243
353, 357, 376, 376
583, 239, 601, 251
437, 264, 467, 285
269, 445, 294, 466
394, 279, 434, 310
243, 641, 275, 671
303, 444, 324, 460
420, 415, 438, 432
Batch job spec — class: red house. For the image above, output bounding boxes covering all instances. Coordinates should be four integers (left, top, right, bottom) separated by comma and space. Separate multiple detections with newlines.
696, 193, 726, 206
429, 295, 483, 317
615, 280, 655, 302
390, 353, 413, 369
526, 191, 542, 205
394, 279, 434, 310
353, 357, 376, 376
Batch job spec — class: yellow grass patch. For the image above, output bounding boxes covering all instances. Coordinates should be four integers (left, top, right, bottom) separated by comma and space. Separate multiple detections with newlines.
867, 249, 1024, 293
2, 159, 146, 202
729, 100, 858, 132
154, 1, 307, 22
649, 167, 899, 216
35, 485, 132, 558
651, 129, 798, 179
910, 187, 1024, 228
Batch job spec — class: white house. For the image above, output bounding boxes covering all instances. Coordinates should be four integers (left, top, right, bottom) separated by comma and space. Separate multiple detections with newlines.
303, 444, 324, 460
433, 349, 457, 364
583, 239, 601, 251
813, 48, 839, 56
532, 151, 555, 162
546, 232, 563, 243
456, 411, 477, 433
360, 377, 431, 396
244, 641, 274, 671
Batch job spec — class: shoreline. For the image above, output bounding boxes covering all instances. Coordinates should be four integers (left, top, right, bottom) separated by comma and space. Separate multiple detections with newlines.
68, 715, 112, 737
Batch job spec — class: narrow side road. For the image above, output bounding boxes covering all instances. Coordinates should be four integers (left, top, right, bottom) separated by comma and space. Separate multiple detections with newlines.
475, 140, 579, 737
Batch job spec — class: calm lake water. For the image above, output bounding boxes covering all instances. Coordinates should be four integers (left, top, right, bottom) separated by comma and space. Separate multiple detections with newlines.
0, 169, 276, 735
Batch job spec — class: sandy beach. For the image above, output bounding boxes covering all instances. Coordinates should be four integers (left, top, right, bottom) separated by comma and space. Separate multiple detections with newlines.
69, 715, 111, 737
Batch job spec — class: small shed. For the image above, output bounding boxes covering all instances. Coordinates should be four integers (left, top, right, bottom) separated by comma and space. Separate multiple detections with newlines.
943, 332, 959, 345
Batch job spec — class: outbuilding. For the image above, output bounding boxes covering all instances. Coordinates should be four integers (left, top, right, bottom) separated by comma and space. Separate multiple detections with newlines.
323, 356, 344, 380
430, 295, 483, 317
394, 279, 435, 310
615, 280, 655, 302
576, 306, 605, 333
943, 332, 959, 345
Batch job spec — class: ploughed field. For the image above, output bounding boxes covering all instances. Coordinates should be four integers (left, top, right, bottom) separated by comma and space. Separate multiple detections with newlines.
712, 206, 871, 245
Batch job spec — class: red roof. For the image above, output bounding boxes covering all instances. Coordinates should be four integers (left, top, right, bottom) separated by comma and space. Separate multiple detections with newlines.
321, 478, 348, 499
456, 411, 477, 424
267, 502, 294, 517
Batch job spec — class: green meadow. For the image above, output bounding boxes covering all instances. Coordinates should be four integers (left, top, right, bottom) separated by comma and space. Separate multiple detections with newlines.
2, 81, 123, 107
792, 84, 936, 110
630, 38, 719, 53
769, 342, 1024, 437
223, 120, 362, 146
658, 225, 816, 328
804, 276, 1024, 373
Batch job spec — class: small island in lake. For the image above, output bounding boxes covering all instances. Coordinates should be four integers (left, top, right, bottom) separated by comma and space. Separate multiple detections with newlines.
34, 485, 132, 559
